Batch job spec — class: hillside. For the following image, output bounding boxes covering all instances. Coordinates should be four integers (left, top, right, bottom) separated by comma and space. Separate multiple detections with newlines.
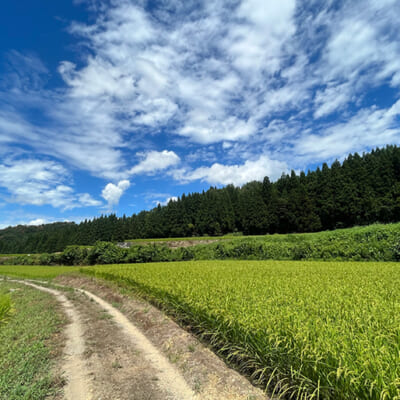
1, 145, 400, 254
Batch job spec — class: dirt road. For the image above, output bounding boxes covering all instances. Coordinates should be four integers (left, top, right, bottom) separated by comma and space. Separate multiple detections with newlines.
14, 277, 268, 400
10, 280, 92, 400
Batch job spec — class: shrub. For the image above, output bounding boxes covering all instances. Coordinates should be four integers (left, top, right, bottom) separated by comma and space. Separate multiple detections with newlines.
88, 242, 127, 264
39, 253, 55, 265
61, 246, 88, 265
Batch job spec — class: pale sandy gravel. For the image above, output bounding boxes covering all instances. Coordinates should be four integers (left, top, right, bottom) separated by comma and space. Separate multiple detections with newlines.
8, 280, 92, 400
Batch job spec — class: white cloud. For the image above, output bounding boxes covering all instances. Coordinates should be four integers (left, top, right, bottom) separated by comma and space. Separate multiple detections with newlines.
51, 0, 299, 147
228, 0, 296, 76
295, 100, 400, 162
59, 59, 135, 99
325, 19, 378, 80
101, 179, 130, 208
27, 218, 48, 226
1, 0, 400, 201
311, 1, 400, 116
79, 193, 102, 207
173, 155, 288, 186
129, 150, 180, 175
1, 51, 49, 91
314, 83, 352, 119
60, 0, 400, 178
0, 158, 101, 210
154, 196, 178, 207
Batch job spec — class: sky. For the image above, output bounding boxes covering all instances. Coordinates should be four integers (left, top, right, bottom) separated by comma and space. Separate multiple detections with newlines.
0, 0, 400, 228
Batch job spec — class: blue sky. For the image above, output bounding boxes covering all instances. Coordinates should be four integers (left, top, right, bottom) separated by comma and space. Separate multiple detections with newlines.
1, 0, 400, 228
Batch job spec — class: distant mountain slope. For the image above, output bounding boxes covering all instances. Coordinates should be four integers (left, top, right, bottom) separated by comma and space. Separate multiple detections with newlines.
1, 145, 400, 254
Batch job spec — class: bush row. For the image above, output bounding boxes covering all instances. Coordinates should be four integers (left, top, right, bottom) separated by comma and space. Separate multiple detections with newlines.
0, 239, 399, 265
0, 242, 195, 266
2, 224, 400, 266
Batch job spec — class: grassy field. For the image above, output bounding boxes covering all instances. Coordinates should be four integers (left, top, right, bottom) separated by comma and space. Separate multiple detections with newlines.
0, 254, 28, 258
0, 295, 12, 325
0, 281, 65, 399
82, 260, 400, 399
0, 265, 81, 279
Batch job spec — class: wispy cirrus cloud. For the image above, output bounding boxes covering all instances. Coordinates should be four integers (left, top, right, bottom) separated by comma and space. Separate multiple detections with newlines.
61, 0, 400, 160
294, 100, 400, 161
1, 0, 400, 219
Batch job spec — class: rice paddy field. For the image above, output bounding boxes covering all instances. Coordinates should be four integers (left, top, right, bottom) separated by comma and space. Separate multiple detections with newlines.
0, 265, 79, 280
82, 260, 400, 399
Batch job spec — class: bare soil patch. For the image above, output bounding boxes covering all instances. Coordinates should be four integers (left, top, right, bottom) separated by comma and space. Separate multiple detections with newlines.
65, 285, 176, 399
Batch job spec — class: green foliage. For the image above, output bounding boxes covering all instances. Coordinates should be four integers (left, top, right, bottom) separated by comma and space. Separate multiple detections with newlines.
125, 244, 171, 263
82, 260, 400, 399
38, 253, 55, 265
2, 223, 400, 265
189, 223, 400, 262
173, 247, 195, 261
87, 241, 127, 264
391, 241, 400, 261
0, 295, 12, 326
61, 245, 88, 265
1, 254, 41, 266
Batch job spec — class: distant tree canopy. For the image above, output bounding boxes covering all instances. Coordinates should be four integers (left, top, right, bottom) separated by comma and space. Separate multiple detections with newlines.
1, 145, 400, 254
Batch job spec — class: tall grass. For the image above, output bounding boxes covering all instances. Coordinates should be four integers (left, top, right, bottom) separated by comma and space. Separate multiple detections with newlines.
0, 295, 12, 326
83, 260, 400, 399
0, 265, 79, 279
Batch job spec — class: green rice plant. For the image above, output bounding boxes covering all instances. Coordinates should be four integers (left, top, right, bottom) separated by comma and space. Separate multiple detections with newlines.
0, 295, 12, 326
83, 260, 400, 399
0, 265, 80, 279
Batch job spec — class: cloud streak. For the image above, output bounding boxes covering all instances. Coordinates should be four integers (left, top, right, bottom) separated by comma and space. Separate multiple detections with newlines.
0, 158, 101, 210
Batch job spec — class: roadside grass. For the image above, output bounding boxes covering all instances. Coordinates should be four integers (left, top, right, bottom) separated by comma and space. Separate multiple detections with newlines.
0, 265, 81, 280
0, 295, 12, 325
0, 282, 66, 399
0, 254, 28, 258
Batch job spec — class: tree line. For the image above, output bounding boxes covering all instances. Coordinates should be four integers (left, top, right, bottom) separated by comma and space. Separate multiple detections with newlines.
1, 145, 400, 254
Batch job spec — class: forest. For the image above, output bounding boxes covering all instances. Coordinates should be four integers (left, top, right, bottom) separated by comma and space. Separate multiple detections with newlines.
1, 145, 400, 254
